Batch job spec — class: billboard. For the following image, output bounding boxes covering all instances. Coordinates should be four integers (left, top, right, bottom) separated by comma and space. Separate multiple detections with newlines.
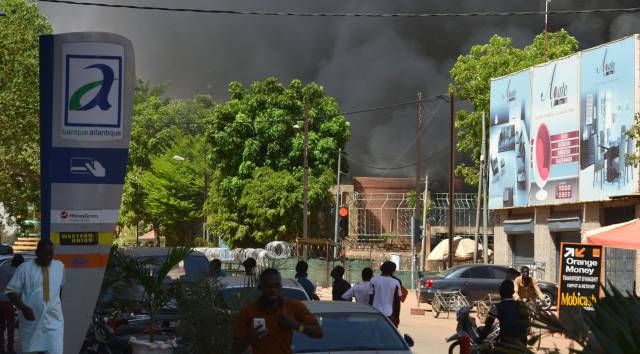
489, 34, 639, 209
530, 54, 580, 205
579, 36, 637, 201
489, 69, 532, 208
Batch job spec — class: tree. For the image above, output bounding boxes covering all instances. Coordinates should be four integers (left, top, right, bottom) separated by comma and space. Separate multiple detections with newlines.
449, 30, 578, 185
0, 0, 52, 222
626, 113, 640, 167
119, 81, 214, 245
140, 135, 207, 246
206, 78, 350, 246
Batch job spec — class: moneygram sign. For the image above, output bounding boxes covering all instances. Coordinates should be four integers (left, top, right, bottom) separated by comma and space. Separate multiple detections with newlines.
62, 43, 124, 141
558, 243, 603, 325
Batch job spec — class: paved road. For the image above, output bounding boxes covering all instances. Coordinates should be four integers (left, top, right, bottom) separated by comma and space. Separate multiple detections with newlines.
399, 294, 578, 354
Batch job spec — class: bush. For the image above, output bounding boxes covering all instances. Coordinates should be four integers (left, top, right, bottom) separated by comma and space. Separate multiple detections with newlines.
172, 278, 237, 354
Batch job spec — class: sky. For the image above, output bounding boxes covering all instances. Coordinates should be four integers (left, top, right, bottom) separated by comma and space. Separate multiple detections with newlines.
37, 0, 640, 191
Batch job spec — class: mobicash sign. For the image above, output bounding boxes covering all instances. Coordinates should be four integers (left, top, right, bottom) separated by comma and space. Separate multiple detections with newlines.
558, 243, 603, 325
40, 32, 134, 354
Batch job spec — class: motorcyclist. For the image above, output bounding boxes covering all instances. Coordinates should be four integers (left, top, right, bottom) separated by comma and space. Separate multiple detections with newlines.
513, 266, 544, 303
478, 280, 530, 352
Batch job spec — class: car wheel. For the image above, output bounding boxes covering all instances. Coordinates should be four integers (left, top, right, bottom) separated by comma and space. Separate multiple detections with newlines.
448, 341, 461, 354
538, 291, 553, 310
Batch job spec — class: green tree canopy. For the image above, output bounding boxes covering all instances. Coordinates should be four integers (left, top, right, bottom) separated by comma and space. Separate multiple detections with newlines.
139, 135, 207, 245
0, 0, 52, 222
449, 30, 579, 185
206, 77, 350, 246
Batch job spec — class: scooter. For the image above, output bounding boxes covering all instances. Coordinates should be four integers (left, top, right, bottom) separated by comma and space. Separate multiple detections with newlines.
446, 306, 498, 354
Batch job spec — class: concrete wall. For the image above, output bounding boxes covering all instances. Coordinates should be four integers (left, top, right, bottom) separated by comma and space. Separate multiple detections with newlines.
494, 198, 640, 285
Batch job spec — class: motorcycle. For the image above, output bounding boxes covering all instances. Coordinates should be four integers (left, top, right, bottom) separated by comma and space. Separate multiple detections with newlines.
81, 310, 131, 354
446, 306, 498, 354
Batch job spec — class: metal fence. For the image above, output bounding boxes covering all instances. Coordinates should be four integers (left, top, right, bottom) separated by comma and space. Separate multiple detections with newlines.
348, 192, 494, 247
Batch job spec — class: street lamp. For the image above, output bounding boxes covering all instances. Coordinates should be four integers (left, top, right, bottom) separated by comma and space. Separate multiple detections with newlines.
172, 154, 209, 244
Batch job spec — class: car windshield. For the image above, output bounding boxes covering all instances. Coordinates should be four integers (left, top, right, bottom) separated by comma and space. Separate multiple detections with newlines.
291, 312, 408, 353
221, 287, 309, 310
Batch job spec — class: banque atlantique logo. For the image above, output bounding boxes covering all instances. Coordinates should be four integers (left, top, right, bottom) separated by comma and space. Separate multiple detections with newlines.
69, 64, 115, 112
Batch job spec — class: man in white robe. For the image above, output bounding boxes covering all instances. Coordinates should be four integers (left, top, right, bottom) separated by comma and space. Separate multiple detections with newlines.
6, 239, 65, 354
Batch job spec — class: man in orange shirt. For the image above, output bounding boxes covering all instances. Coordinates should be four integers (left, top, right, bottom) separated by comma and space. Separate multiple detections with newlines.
232, 268, 324, 354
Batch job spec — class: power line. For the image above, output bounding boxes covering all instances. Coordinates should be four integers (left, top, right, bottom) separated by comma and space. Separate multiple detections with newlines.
342, 146, 448, 170
38, 1, 640, 17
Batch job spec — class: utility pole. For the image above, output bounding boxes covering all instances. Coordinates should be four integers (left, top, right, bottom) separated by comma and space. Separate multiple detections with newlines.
421, 174, 429, 271
474, 112, 486, 263
203, 172, 208, 243
412, 91, 422, 289
448, 93, 456, 269
333, 148, 342, 259
483, 125, 489, 264
303, 102, 310, 257
544, 0, 551, 62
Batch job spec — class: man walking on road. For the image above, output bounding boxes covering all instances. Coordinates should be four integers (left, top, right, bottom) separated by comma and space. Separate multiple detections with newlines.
0, 254, 24, 354
342, 267, 373, 304
232, 268, 323, 354
294, 260, 319, 300
369, 261, 401, 327
330, 266, 351, 301
6, 239, 65, 354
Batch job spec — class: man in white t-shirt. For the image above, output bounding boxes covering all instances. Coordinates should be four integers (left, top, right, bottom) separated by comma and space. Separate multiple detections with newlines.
342, 267, 373, 304
369, 261, 401, 327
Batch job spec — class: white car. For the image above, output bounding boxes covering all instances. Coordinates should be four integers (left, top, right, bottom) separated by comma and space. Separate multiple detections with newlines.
292, 301, 414, 353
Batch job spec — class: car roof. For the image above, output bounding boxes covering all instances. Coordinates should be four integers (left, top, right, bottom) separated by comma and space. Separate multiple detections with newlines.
219, 276, 304, 289
302, 301, 380, 314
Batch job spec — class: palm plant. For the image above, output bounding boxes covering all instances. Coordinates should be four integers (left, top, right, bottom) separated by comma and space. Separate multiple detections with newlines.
529, 284, 640, 354
120, 246, 192, 343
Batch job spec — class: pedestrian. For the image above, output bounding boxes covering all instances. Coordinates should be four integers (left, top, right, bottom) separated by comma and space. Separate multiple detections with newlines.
0, 254, 24, 354
232, 268, 323, 354
210, 259, 228, 278
6, 239, 65, 354
369, 261, 401, 327
341, 267, 373, 304
391, 274, 408, 326
330, 265, 351, 301
243, 257, 258, 287
513, 266, 544, 303
294, 260, 319, 300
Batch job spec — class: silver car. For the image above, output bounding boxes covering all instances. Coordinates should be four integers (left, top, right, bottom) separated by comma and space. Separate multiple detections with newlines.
292, 301, 414, 354
218, 276, 310, 310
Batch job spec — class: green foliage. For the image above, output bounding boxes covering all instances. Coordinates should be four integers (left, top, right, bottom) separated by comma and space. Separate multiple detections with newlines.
626, 113, 640, 167
172, 278, 235, 354
0, 0, 52, 220
530, 284, 640, 354
206, 78, 350, 246
119, 81, 214, 245
140, 135, 207, 245
119, 246, 192, 343
449, 30, 579, 185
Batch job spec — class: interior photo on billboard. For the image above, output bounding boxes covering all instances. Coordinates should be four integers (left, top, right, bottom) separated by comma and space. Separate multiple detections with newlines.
489, 69, 531, 209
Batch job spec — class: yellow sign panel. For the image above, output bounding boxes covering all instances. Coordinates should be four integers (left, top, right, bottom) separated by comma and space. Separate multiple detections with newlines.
51, 232, 112, 246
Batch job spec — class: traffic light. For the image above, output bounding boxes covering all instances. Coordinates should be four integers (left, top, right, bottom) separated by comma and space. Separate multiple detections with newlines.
412, 217, 423, 244
338, 206, 349, 239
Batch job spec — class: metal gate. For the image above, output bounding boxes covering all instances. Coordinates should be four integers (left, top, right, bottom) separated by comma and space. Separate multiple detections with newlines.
512, 235, 534, 271
605, 247, 636, 295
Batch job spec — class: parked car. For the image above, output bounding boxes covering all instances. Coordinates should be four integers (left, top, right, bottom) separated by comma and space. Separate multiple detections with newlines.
418, 264, 557, 310
292, 301, 414, 353
217, 276, 309, 310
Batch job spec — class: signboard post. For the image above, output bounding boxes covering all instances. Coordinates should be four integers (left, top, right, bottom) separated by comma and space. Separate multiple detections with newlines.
558, 242, 604, 325
40, 32, 134, 354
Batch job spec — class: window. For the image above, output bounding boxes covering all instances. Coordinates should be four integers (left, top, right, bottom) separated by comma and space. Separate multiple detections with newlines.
491, 267, 510, 279
460, 266, 491, 279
